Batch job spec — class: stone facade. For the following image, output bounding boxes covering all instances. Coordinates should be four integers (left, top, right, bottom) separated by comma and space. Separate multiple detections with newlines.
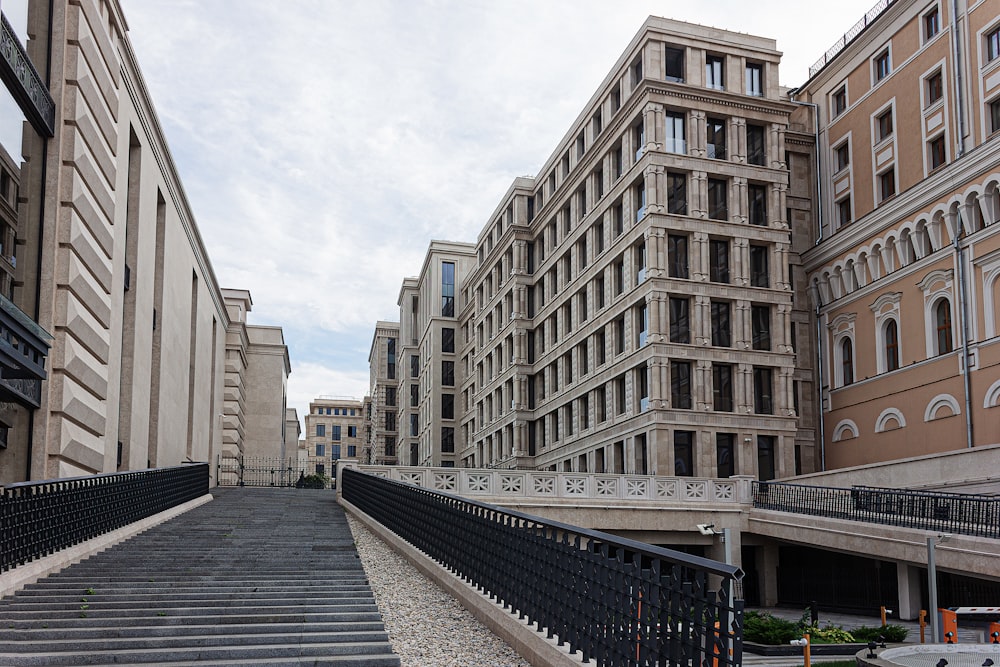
397, 242, 476, 467
800, 0, 1000, 468
304, 397, 364, 477
0, 1, 288, 484
365, 321, 400, 464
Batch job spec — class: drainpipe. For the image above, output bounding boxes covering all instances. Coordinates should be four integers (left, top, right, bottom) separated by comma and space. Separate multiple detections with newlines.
950, 0, 967, 158
955, 232, 974, 449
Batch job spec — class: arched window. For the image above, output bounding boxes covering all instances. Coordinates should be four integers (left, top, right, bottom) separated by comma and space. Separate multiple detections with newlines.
841, 338, 854, 385
885, 319, 899, 371
936, 299, 953, 354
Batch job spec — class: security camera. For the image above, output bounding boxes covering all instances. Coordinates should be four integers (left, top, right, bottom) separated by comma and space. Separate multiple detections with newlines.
697, 523, 717, 536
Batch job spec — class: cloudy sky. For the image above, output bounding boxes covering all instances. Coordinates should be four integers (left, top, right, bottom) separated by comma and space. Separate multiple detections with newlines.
112, 0, 877, 427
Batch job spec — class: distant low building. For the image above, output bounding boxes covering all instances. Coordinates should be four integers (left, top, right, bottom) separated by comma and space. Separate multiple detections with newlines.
304, 397, 365, 477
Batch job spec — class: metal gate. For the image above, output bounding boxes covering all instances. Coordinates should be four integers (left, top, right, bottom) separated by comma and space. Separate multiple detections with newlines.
216, 455, 326, 487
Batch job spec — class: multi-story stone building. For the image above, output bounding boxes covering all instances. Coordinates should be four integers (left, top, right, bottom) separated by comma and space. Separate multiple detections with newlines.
397, 242, 476, 467
365, 321, 400, 464
304, 397, 364, 477
800, 0, 1000, 469
457, 17, 814, 478
0, 1, 288, 484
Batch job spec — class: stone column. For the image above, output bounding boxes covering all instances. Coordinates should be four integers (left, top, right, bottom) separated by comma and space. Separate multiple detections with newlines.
770, 124, 786, 170
694, 231, 710, 282
690, 110, 707, 158
774, 182, 789, 229
776, 242, 789, 290
696, 359, 712, 411
695, 295, 711, 346
731, 117, 746, 164
736, 299, 751, 350
737, 363, 752, 414
691, 171, 708, 219
733, 177, 748, 224
734, 237, 749, 286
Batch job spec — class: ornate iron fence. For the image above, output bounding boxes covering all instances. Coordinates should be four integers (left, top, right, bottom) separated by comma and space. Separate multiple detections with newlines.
342, 467, 743, 667
216, 455, 327, 487
1, 463, 208, 573
753, 481, 1000, 538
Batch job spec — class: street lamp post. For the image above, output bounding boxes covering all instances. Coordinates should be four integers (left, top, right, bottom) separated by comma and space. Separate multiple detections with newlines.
928, 536, 939, 643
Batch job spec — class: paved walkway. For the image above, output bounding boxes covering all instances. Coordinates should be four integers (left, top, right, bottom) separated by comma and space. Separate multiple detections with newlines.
0, 487, 400, 666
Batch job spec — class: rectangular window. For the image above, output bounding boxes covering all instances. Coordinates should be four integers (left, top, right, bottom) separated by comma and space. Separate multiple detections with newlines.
615, 315, 626, 354
878, 168, 896, 202
660, 235, 688, 284
748, 184, 767, 226
665, 46, 684, 82
410, 414, 418, 436
634, 181, 646, 221
877, 108, 893, 141
747, 124, 766, 166
709, 239, 730, 283
837, 197, 852, 227
348, 425, 357, 438
926, 71, 943, 106
752, 304, 771, 350
669, 297, 690, 344
634, 242, 646, 284
596, 329, 606, 365
580, 394, 590, 429
386, 338, 396, 379
667, 172, 687, 215
441, 427, 455, 453
386, 387, 397, 406
874, 49, 891, 82
636, 364, 649, 412
442, 360, 455, 386
924, 8, 940, 40
757, 435, 776, 481
578, 339, 589, 375
835, 143, 850, 172
716, 433, 735, 478
385, 411, 395, 431
631, 57, 643, 87
712, 363, 733, 412
674, 431, 694, 476
707, 118, 726, 159
441, 261, 455, 316
670, 361, 692, 409
410, 354, 419, 378
442, 327, 455, 353
833, 86, 847, 116
708, 178, 728, 220
753, 367, 774, 415
316, 444, 325, 457
750, 244, 769, 287
706, 55, 725, 90
611, 82, 621, 112
332, 425, 341, 441
597, 385, 607, 422
633, 121, 645, 161
616, 375, 627, 415
614, 257, 625, 295
596, 275, 606, 309
929, 135, 946, 170
665, 111, 686, 154
711, 301, 731, 347
613, 201, 624, 236
636, 304, 648, 347
410, 384, 419, 407
746, 62, 763, 96
442, 393, 454, 420
592, 110, 603, 137
316, 424, 325, 437
991, 98, 1000, 135
576, 131, 585, 160
988, 27, 1000, 62
613, 144, 623, 180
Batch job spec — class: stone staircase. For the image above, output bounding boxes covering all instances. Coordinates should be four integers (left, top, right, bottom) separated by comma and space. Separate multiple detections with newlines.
0, 487, 400, 666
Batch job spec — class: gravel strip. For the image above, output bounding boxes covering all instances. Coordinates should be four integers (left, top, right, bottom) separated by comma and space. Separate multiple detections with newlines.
348, 514, 532, 667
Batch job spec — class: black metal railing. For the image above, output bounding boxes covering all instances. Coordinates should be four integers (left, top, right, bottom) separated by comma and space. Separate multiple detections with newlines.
216, 455, 327, 487
1, 463, 208, 573
342, 467, 743, 667
753, 481, 1000, 538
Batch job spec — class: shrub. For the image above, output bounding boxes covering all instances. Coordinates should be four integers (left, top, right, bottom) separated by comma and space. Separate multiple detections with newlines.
851, 624, 908, 643
299, 474, 328, 489
744, 611, 802, 645
807, 624, 855, 643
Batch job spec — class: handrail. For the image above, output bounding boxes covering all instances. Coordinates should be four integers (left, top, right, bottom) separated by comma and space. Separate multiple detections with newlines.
343, 467, 743, 666
1, 463, 209, 573
752, 480, 1000, 538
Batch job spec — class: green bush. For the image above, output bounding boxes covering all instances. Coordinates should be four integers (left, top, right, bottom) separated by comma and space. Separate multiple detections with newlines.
808, 624, 855, 643
744, 611, 802, 645
850, 624, 908, 643
300, 474, 328, 489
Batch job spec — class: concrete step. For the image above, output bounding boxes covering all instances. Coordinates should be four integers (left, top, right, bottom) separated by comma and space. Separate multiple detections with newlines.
2, 592, 376, 608
0, 641, 398, 665
1, 603, 382, 620
0, 620, 388, 641
3, 610, 386, 629
1, 629, 390, 652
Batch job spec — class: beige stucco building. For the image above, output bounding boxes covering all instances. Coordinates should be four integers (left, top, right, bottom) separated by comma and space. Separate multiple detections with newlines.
0, 1, 288, 484
365, 321, 400, 464
800, 0, 1000, 469
396, 242, 476, 467
304, 397, 364, 477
